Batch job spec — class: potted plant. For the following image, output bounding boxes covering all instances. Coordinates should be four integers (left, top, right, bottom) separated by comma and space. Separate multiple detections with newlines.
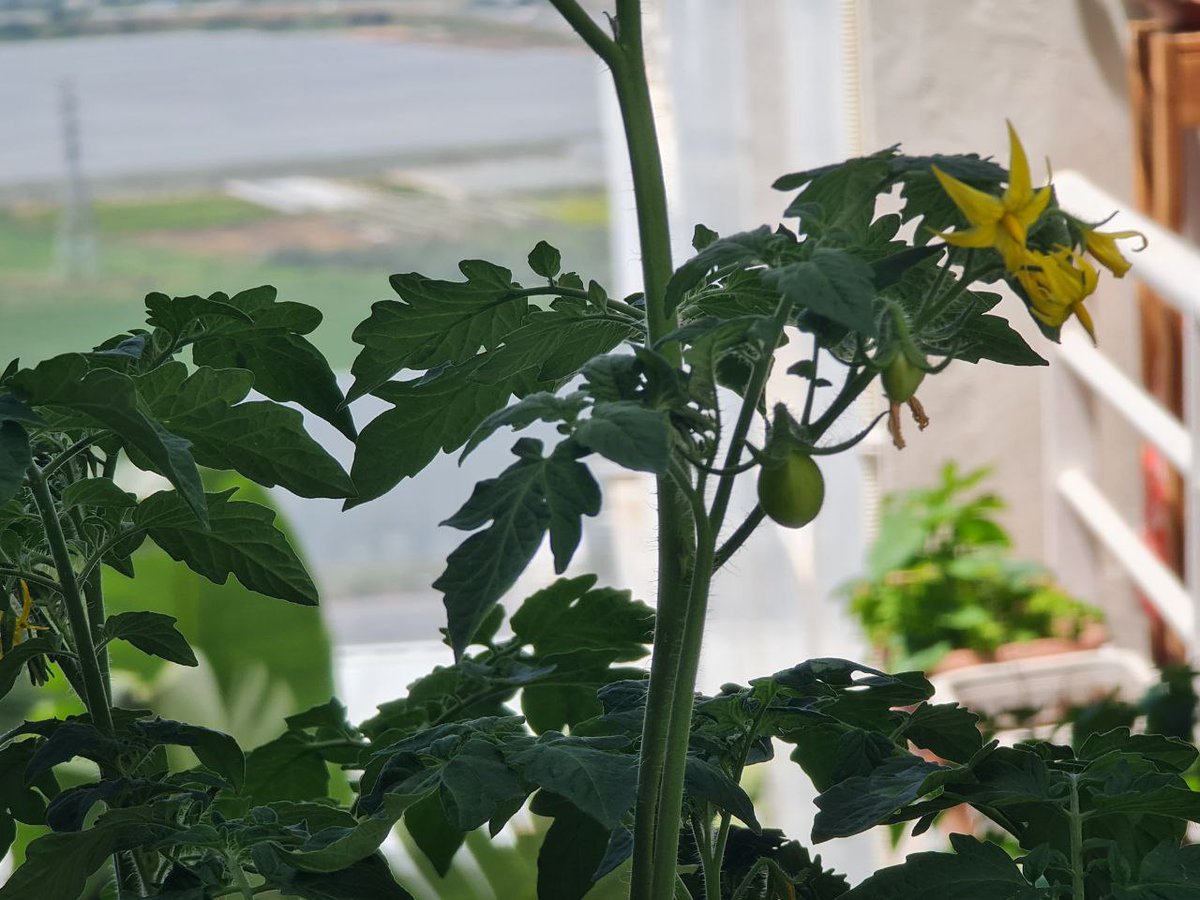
845, 464, 1104, 674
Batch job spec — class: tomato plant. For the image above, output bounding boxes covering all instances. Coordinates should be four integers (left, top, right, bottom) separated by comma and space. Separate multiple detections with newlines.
0, 3, 1159, 899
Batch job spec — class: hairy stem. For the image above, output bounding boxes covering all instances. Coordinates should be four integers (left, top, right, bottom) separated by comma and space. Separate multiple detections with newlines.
83, 570, 111, 704
546, 0, 618, 61
730, 859, 770, 900
709, 295, 794, 531
42, 435, 97, 480
66, 497, 112, 704
711, 691, 772, 882
800, 337, 822, 426
564, 4, 693, 898
650, 506, 714, 899
508, 284, 645, 320
810, 367, 877, 436
713, 506, 766, 571
692, 808, 721, 900
0, 566, 60, 594
648, 300, 790, 899
27, 466, 113, 734
114, 853, 146, 899
1069, 775, 1085, 900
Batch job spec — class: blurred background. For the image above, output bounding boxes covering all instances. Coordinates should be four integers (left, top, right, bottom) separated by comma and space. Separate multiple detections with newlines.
1, 0, 1195, 894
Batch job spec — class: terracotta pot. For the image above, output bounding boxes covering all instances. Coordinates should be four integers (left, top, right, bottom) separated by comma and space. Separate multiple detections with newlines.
929, 647, 989, 674
926, 621, 1108, 676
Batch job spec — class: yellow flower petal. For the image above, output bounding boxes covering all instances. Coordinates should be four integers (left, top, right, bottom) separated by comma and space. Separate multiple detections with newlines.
936, 223, 999, 249
13, 579, 46, 645
1012, 185, 1052, 230
18, 579, 32, 622
932, 165, 1004, 226
1083, 228, 1143, 278
1003, 121, 1034, 210
997, 234, 1032, 273
1072, 300, 1097, 343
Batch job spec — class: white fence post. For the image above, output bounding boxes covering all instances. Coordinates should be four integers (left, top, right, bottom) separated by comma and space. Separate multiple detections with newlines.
1049, 171, 1200, 658
1185, 312, 1200, 658
1045, 338, 1101, 607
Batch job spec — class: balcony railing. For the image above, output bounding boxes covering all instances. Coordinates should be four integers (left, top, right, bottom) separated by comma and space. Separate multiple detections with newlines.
1048, 171, 1200, 654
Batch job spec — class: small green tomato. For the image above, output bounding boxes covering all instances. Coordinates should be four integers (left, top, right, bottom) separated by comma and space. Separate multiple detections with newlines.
881, 353, 925, 404
757, 450, 825, 529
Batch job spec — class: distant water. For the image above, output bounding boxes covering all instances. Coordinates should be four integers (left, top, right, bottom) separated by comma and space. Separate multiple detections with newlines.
0, 29, 602, 186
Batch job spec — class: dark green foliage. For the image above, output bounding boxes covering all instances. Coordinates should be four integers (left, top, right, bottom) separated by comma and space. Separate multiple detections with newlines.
841, 834, 1040, 900
186, 285, 357, 441
101, 611, 198, 667
0, 290, 369, 898
0, 422, 32, 505
345, 249, 641, 507
534, 793, 612, 900
135, 489, 319, 606
434, 438, 602, 657
135, 362, 354, 499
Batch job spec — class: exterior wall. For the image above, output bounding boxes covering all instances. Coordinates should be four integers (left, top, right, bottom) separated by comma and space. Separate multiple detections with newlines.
861, 0, 1147, 648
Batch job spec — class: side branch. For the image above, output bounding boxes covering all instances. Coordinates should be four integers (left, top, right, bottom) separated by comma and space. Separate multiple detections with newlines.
0, 566, 61, 595
547, 0, 619, 63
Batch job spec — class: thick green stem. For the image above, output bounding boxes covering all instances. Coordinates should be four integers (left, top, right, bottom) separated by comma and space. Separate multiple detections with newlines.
629, 546, 689, 899
611, 66, 677, 358
83, 570, 111, 703
650, 512, 714, 900
649, 296, 792, 899
66, 497, 112, 704
586, 7, 693, 900
27, 467, 113, 734
1069, 775, 1085, 900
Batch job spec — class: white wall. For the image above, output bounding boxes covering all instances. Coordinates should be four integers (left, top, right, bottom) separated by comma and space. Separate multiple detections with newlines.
862, 0, 1146, 650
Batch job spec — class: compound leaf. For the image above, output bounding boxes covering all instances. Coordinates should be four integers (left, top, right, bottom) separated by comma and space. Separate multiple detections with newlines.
102, 612, 197, 667
434, 439, 600, 657
134, 490, 318, 606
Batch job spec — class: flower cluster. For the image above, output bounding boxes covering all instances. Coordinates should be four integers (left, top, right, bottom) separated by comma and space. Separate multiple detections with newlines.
932, 122, 1142, 342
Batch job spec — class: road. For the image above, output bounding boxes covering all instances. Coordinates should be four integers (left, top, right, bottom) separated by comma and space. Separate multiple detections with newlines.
0, 29, 603, 187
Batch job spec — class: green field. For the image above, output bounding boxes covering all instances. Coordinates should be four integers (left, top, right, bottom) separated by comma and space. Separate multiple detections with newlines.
0, 188, 611, 370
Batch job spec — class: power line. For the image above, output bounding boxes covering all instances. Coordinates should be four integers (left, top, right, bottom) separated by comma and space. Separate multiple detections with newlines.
55, 77, 97, 281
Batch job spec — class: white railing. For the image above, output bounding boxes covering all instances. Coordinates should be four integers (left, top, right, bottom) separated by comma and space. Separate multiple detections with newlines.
1047, 171, 1200, 655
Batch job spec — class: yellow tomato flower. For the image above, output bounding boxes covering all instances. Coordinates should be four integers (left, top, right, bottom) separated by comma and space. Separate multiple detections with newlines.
1082, 227, 1145, 278
931, 122, 1052, 271
10, 579, 47, 648
1015, 247, 1100, 341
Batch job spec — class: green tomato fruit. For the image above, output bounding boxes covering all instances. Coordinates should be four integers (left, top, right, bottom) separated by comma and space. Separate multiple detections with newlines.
757, 451, 825, 529
881, 353, 925, 403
